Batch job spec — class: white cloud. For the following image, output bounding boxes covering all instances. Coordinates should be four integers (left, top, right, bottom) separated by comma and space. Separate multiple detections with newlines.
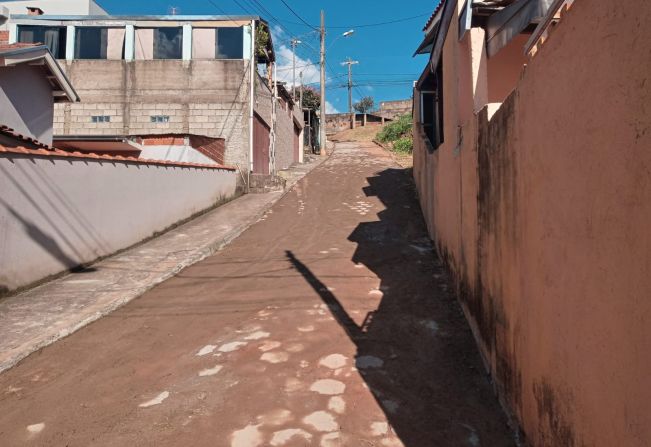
269, 27, 339, 113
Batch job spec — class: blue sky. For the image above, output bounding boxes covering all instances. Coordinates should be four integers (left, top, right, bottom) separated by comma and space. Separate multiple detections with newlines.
98, 0, 435, 113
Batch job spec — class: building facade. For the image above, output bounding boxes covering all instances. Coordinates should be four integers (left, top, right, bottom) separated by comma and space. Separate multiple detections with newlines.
413, 0, 651, 445
7, 14, 303, 174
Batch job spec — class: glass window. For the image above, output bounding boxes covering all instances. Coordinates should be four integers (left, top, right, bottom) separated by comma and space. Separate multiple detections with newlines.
18, 25, 67, 58
216, 27, 244, 59
75, 27, 109, 59
153, 28, 183, 60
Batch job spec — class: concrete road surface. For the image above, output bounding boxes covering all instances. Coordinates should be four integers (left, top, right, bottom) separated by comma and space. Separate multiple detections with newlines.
0, 142, 515, 446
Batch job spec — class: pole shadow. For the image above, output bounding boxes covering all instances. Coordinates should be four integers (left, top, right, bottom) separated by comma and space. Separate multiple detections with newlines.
286, 166, 514, 446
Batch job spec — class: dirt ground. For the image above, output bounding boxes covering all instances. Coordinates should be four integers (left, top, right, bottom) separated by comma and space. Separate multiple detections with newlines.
331, 126, 413, 169
0, 142, 514, 446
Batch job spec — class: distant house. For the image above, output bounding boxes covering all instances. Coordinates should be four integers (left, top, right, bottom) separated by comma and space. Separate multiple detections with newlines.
0, 0, 108, 18
5, 13, 304, 176
0, 42, 78, 145
379, 99, 412, 120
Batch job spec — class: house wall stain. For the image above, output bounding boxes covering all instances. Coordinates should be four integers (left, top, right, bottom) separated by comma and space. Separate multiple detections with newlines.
413, 0, 651, 445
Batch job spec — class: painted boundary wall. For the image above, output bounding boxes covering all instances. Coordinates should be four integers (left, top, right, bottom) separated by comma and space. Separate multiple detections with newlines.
0, 154, 237, 294
413, 1, 651, 446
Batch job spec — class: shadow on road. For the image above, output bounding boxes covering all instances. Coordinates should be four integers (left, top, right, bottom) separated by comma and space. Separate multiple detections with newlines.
286, 166, 514, 446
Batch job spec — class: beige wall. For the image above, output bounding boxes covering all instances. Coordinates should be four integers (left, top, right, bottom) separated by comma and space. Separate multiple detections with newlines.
253, 76, 303, 172
0, 64, 54, 145
413, 1, 651, 445
0, 0, 107, 19
0, 153, 237, 294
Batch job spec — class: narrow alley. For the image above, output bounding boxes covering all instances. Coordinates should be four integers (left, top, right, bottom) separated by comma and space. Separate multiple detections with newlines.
0, 142, 514, 446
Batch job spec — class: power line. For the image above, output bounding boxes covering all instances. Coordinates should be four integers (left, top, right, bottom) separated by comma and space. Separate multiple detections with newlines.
278, 0, 318, 30
282, 12, 432, 29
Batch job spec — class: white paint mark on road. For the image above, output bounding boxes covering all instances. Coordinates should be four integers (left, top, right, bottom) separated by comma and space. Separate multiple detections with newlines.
244, 331, 271, 340
321, 432, 341, 447
26, 423, 45, 434
298, 325, 315, 332
261, 351, 290, 363
258, 341, 282, 352
371, 421, 389, 436
139, 391, 169, 408
270, 428, 313, 445
257, 409, 293, 426
284, 377, 304, 393
196, 345, 217, 356
302, 411, 339, 432
319, 354, 348, 369
382, 399, 400, 414
356, 356, 384, 369
310, 379, 346, 395
328, 396, 346, 414
219, 341, 248, 352
420, 320, 439, 334
199, 365, 223, 377
231, 424, 263, 447
286, 343, 305, 353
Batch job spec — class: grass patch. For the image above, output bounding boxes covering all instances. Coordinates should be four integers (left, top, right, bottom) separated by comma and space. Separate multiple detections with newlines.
392, 136, 413, 153
377, 115, 412, 144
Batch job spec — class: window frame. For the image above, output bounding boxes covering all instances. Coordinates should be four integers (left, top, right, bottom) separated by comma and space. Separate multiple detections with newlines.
17, 25, 67, 59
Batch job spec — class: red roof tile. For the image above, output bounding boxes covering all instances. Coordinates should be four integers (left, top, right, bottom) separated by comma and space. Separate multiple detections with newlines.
0, 42, 41, 51
423, 1, 445, 31
0, 126, 235, 171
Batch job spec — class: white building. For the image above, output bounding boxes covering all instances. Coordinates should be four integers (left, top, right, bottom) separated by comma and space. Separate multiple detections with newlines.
0, 0, 107, 26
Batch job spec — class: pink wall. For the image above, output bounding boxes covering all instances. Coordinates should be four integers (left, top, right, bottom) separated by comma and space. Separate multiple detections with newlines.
413, 1, 651, 445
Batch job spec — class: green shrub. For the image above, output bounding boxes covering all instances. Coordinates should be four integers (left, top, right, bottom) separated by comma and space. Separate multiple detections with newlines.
377, 114, 412, 143
392, 136, 413, 153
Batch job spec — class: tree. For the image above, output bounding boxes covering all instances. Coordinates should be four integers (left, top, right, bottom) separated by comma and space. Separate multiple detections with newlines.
302, 87, 321, 111
354, 96, 374, 114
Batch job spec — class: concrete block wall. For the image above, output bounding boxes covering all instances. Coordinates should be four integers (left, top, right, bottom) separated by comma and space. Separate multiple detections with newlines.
54, 59, 252, 170
253, 76, 302, 172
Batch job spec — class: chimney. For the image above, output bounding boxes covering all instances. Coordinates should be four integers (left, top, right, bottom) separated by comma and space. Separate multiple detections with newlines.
26, 6, 45, 16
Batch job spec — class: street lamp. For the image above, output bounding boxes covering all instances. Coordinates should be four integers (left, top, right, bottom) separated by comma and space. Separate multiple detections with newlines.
328, 29, 356, 51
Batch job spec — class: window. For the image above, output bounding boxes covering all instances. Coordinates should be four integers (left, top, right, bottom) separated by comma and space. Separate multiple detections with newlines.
18, 25, 67, 58
91, 116, 111, 123
420, 61, 444, 149
75, 27, 125, 60
154, 28, 182, 60
216, 27, 244, 59
75, 27, 108, 59
192, 27, 244, 59
150, 115, 170, 123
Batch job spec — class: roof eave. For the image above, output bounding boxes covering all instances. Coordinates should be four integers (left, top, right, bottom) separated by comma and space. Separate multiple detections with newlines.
0, 46, 80, 102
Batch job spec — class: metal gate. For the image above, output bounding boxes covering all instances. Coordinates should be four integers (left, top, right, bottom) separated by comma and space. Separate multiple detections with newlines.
253, 113, 270, 174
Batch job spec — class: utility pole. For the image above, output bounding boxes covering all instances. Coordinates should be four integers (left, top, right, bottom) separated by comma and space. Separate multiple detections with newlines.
290, 38, 301, 101
342, 58, 359, 129
299, 71, 304, 109
319, 10, 326, 155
